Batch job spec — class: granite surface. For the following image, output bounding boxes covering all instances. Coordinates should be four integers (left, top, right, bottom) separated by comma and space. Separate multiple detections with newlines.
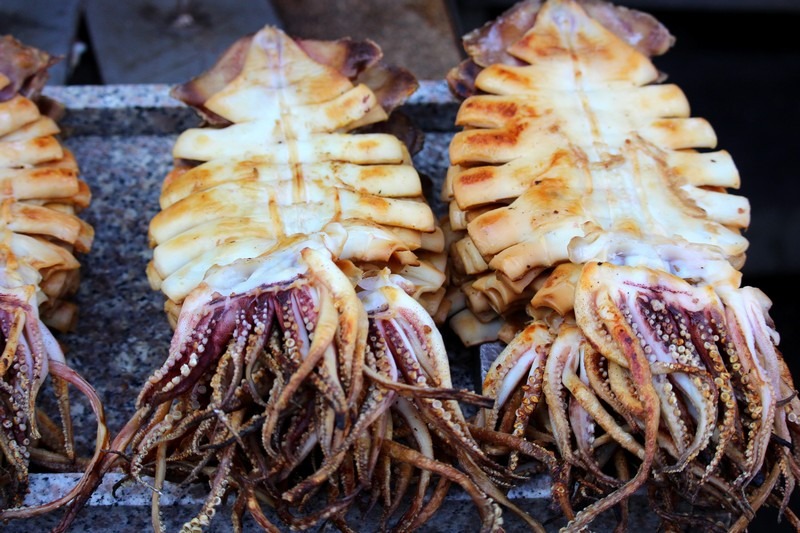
16, 473, 658, 532
43, 81, 460, 136
4, 82, 775, 531
4, 83, 560, 532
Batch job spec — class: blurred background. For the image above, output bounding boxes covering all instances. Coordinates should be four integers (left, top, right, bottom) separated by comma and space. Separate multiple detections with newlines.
2, 0, 799, 528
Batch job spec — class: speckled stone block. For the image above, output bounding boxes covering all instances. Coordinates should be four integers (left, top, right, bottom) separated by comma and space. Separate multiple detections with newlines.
4, 82, 491, 531
43, 81, 460, 136
6, 83, 658, 533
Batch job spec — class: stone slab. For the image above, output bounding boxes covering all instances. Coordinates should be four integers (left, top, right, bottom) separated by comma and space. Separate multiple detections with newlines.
43, 79, 460, 136
13, 472, 665, 532
0, 81, 793, 531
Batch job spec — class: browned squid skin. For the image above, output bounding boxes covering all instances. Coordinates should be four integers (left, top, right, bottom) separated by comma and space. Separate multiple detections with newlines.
0, 35, 58, 101
446, 0, 674, 99
0, 36, 108, 522
172, 34, 417, 128
445, 0, 800, 530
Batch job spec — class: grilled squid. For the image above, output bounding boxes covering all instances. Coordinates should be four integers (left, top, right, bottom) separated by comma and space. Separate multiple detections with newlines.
444, 0, 800, 530
0, 36, 108, 521
57, 27, 536, 532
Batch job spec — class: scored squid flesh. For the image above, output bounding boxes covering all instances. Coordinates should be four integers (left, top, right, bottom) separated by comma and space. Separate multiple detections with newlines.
0, 36, 108, 522
56, 26, 541, 533
444, 0, 800, 530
